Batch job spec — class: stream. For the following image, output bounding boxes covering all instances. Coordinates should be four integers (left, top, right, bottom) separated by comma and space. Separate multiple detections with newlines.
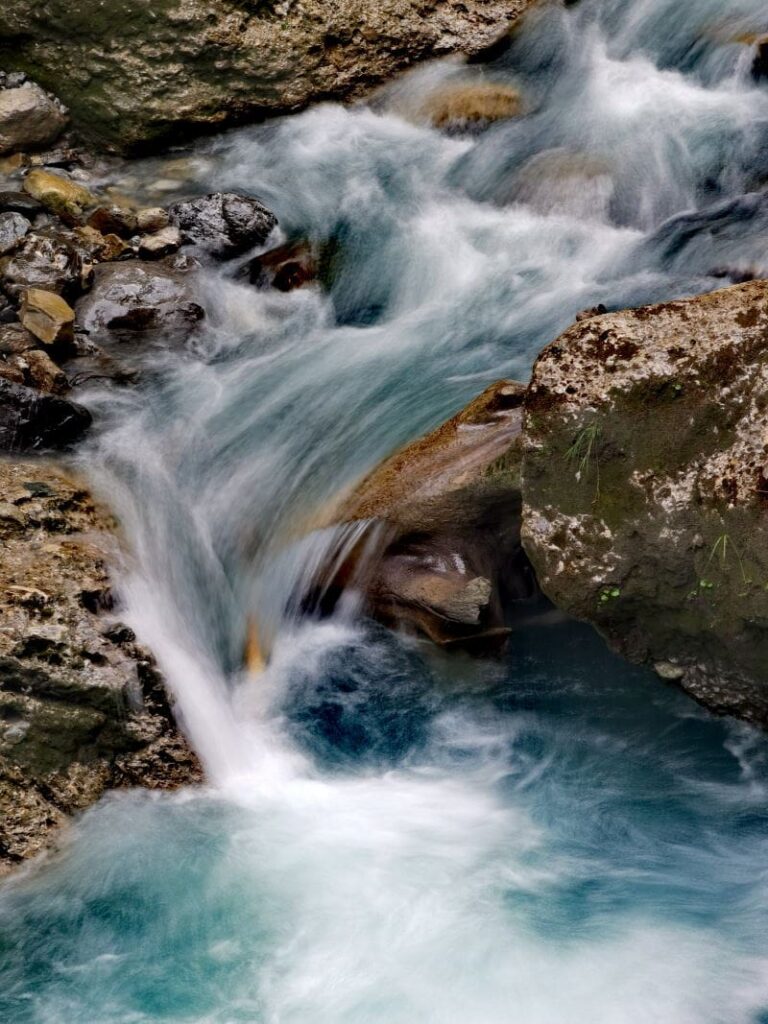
2, 0, 768, 1020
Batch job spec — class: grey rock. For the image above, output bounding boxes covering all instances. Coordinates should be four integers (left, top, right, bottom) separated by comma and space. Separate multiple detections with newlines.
0, 81, 67, 155
168, 192, 277, 259
75, 260, 205, 345
0, 191, 42, 218
0, 230, 84, 299
0, 211, 30, 255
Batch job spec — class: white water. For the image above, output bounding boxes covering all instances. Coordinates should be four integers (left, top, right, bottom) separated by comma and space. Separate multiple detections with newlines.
3, 0, 768, 1020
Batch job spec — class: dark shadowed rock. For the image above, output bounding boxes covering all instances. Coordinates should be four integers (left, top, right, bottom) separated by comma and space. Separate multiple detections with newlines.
75, 260, 205, 345
246, 240, 318, 292
0, 377, 90, 450
0, 190, 44, 218
169, 192, 277, 259
311, 381, 537, 647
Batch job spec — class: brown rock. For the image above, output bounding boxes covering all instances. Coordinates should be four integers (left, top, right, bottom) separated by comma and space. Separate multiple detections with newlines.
0, 82, 67, 155
136, 207, 169, 233
138, 225, 181, 260
423, 82, 522, 130
20, 287, 74, 345
22, 167, 96, 223
22, 348, 68, 393
87, 203, 138, 238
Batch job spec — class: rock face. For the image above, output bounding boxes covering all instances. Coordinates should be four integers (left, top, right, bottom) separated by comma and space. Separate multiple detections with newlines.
168, 192, 277, 259
0, 459, 200, 874
76, 260, 205, 346
315, 381, 538, 646
0, 82, 67, 155
0, 0, 539, 153
522, 281, 768, 726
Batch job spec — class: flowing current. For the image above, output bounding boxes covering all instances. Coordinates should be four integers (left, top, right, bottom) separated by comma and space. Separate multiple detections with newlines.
3, 1, 768, 1020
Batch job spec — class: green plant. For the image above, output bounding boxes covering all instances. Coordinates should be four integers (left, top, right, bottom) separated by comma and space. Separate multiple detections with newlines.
565, 422, 601, 499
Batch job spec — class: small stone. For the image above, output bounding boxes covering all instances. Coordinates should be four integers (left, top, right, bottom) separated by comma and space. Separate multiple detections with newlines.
138, 225, 181, 259
136, 207, 169, 233
22, 168, 96, 224
0, 323, 36, 354
87, 204, 138, 238
20, 288, 75, 345
0, 211, 30, 255
0, 83, 68, 156
23, 349, 68, 394
654, 662, 686, 682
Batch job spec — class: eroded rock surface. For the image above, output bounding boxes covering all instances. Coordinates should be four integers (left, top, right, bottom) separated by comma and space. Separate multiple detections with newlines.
315, 381, 537, 646
522, 281, 768, 726
0, 0, 539, 152
0, 459, 200, 875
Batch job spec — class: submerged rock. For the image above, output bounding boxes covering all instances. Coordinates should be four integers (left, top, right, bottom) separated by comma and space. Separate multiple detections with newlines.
168, 192, 277, 260
75, 260, 205, 346
423, 82, 523, 131
522, 280, 768, 727
0, 0, 539, 152
245, 240, 318, 292
313, 381, 537, 647
0, 81, 67, 155
0, 378, 90, 450
0, 459, 200, 874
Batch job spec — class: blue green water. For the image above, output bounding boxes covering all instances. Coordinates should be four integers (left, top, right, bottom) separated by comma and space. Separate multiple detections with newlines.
2, 0, 768, 1019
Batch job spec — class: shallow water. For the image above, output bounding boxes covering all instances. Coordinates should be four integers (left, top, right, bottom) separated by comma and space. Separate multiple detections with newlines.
3, 0, 768, 1020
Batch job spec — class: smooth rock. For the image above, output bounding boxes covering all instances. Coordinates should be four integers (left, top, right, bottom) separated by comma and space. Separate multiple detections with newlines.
168, 192, 277, 259
0, 211, 29, 254
136, 207, 169, 233
0, 82, 67, 155
75, 260, 205, 345
22, 168, 96, 223
20, 287, 75, 345
0, 190, 44, 218
0, 377, 90, 450
423, 81, 522, 131
138, 225, 181, 260
87, 204, 137, 238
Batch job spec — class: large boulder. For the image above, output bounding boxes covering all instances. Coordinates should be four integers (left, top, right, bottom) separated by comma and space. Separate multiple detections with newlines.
75, 259, 205, 346
0, 81, 67, 155
168, 192, 276, 259
0, 459, 200, 874
312, 381, 537, 646
522, 280, 768, 727
0, 0, 539, 153
0, 377, 91, 450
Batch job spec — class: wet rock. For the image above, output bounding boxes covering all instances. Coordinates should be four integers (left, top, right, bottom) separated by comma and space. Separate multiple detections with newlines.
17, 348, 68, 394
0, 459, 200, 874
20, 287, 75, 345
0, 0, 538, 153
168, 192, 277, 259
0, 377, 90, 450
0, 190, 44, 218
136, 207, 169, 234
246, 240, 318, 292
75, 260, 205, 345
0, 81, 67, 155
0, 322, 36, 354
74, 225, 132, 262
0, 230, 87, 299
22, 168, 96, 224
138, 225, 181, 260
0, 211, 29, 254
423, 82, 522, 131
312, 381, 536, 646
86, 203, 137, 238
521, 280, 768, 728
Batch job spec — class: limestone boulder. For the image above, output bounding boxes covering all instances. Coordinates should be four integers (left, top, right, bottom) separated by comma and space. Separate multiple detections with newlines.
521, 281, 768, 727
0, 81, 67, 155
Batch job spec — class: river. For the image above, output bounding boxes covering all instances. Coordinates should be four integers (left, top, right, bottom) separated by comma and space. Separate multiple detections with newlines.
2, 0, 768, 1020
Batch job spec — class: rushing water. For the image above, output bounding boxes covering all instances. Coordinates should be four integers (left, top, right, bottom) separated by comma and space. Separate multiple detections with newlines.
3, 0, 768, 1020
